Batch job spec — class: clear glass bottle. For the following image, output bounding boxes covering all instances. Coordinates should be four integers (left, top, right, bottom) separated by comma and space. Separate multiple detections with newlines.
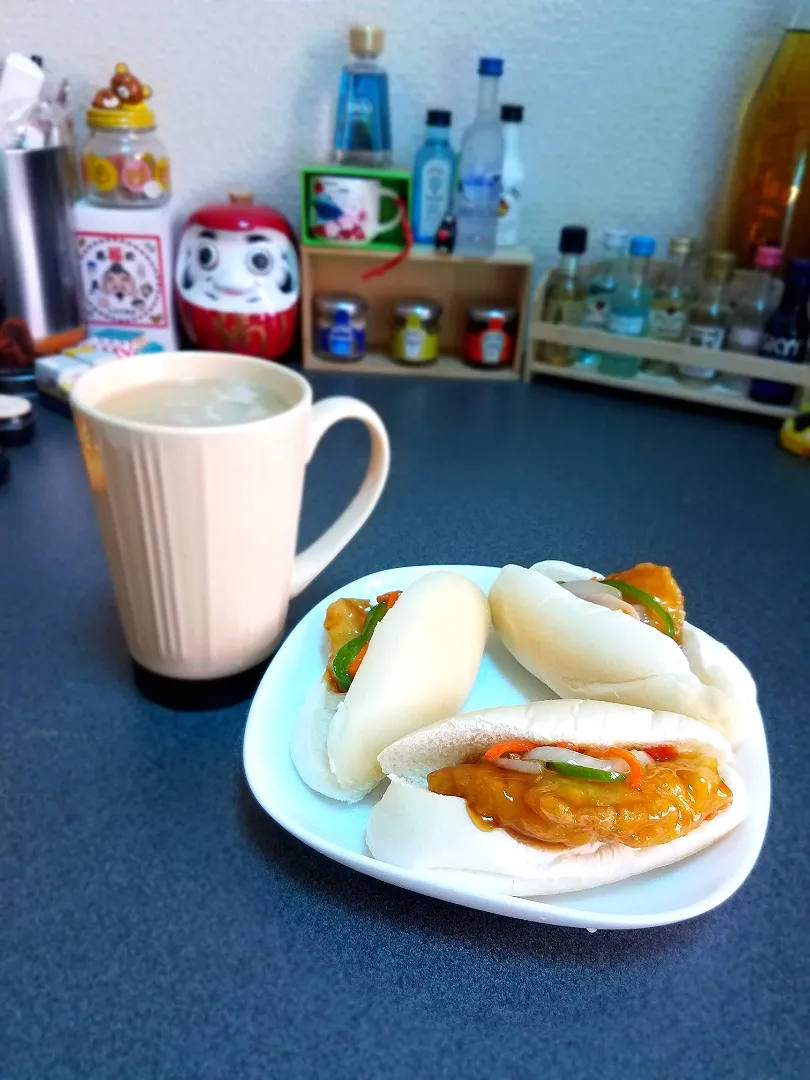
411, 109, 456, 244
454, 57, 505, 257
579, 227, 629, 366
749, 257, 810, 406
679, 251, 736, 385
724, 244, 783, 393
541, 225, 588, 367
643, 236, 695, 376
332, 26, 392, 167
600, 235, 655, 378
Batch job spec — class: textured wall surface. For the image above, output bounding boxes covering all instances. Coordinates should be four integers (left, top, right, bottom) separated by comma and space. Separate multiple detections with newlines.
2, 0, 790, 265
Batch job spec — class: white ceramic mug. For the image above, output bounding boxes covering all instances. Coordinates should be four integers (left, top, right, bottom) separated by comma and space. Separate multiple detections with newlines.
310, 175, 402, 244
71, 352, 389, 680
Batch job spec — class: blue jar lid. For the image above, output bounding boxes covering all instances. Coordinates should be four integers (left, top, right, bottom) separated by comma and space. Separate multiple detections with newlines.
478, 57, 504, 76
630, 235, 656, 257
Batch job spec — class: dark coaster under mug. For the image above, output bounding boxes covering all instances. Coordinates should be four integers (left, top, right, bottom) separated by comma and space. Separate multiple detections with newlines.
133, 657, 271, 711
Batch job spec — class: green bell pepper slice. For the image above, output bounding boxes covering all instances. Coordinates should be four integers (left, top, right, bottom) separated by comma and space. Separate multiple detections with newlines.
332, 600, 388, 691
551, 761, 626, 782
601, 578, 676, 638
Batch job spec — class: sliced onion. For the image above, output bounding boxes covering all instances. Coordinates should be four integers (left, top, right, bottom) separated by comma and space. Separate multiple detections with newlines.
523, 746, 629, 774
561, 579, 641, 620
631, 749, 654, 766
493, 757, 545, 773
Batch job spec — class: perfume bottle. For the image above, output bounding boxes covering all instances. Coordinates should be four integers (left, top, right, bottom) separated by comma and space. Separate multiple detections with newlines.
332, 26, 392, 167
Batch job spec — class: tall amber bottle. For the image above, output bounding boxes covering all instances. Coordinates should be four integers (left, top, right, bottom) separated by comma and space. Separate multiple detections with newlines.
722, 14, 810, 267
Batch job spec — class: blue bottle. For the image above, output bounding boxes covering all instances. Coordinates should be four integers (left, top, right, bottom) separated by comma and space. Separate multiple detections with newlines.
333, 26, 392, 166
600, 235, 656, 378
749, 258, 810, 406
455, 57, 505, 257
412, 110, 456, 244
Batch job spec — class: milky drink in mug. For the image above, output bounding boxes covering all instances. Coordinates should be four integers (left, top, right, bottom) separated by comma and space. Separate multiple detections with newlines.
71, 353, 390, 691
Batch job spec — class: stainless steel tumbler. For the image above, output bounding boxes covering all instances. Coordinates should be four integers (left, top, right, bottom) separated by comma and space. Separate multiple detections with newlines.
0, 146, 84, 351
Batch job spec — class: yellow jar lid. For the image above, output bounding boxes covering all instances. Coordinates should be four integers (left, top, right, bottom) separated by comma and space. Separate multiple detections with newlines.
87, 100, 156, 129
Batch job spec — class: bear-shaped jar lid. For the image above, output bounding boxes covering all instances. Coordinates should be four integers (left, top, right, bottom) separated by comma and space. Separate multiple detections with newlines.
86, 62, 157, 129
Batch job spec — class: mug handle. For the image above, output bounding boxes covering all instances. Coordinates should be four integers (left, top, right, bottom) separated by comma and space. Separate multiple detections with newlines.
290, 396, 390, 597
373, 186, 403, 238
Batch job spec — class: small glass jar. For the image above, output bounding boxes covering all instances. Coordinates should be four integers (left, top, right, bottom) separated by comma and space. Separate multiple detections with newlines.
391, 298, 442, 365
81, 70, 171, 208
463, 304, 518, 367
313, 293, 367, 361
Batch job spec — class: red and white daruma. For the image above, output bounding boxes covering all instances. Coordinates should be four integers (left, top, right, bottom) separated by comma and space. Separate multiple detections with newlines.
174, 193, 299, 361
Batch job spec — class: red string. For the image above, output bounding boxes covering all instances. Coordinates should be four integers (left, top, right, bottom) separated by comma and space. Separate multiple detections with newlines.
360, 197, 413, 280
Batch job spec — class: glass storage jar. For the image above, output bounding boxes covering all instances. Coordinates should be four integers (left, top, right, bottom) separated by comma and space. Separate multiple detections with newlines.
81, 64, 171, 208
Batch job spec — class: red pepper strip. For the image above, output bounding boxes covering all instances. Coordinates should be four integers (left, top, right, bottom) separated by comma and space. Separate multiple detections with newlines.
594, 747, 643, 790
377, 591, 401, 611
483, 739, 540, 761
645, 744, 678, 761
346, 642, 368, 679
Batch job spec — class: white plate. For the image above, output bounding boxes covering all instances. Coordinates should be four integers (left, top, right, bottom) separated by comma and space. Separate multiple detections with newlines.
243, 565, 770, 930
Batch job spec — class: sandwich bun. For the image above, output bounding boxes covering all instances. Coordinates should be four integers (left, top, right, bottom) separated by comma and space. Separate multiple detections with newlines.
367, 699, 748, 896
290, 570, 490, 802
488, 561, 756, 746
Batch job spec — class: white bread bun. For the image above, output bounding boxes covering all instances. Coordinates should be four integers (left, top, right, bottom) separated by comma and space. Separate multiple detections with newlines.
367, 699, 748, 896
488, 561, 756, 746
290, 570, 490, 802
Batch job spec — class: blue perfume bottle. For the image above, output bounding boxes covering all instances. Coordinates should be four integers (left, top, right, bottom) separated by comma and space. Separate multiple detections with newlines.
333, 26, 392, 166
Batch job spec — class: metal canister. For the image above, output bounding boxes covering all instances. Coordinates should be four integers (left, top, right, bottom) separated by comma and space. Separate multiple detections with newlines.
0, 147, 85, 354
391, 298, 442, 365
463, 303, 518, 367
313, 293, 367, 361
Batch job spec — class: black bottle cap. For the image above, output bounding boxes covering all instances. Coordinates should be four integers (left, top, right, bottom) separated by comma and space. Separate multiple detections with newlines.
30, 55, 44, 68
427, 109, 451, 126
559, 225, 588, 255
501, 104, 524, 122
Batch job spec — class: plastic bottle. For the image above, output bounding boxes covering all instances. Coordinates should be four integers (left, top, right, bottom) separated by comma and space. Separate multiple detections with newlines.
333, 26, 392, 167
679, 251, 736, 385
454, 57, 505, 257
724, 245, 783, 393
643, 236, 695, 376
541, 225, 588, 367
496, 104, 525, 248
412, 110, 456, 244
749, 257, 810, 406
578, 227, 629, 366
600, 235, 655, 378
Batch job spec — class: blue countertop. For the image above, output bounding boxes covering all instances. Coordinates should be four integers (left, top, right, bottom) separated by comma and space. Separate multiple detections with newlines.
1, 374, 808, 1079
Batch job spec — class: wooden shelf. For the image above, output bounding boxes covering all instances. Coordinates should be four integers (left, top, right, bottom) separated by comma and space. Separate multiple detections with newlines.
529, 359, 794, 419
306, 351, 520, 380
301, 243, 534, 380
525, 269, 809, 417
302, 243, 536, 266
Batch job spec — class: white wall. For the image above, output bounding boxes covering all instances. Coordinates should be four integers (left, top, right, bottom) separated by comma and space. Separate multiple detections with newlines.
2, 0, 789, 266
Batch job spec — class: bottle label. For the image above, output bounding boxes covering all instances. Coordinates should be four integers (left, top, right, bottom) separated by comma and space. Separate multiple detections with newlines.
727, 325, 762, 353
608, 312, 645, 337
403, 328, 425, 359
583, 291, 612, 329
648, 305, 686, 341
686, 324, 726, 350
458, 171, 501, 211
496, 185, 520, 246
481, 329, 506, 364
547, 298, 585, 327
417, 159, 452, 239
760, 332, 805, 361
